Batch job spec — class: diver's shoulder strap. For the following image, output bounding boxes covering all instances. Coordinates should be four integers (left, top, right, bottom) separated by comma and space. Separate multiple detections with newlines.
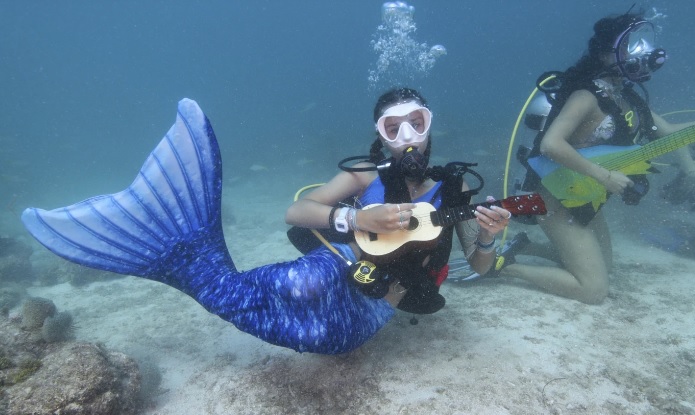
428, 162, 479, 209
590, 81, 658, 145
622, 85, 657, 142
529, 78, 636, 157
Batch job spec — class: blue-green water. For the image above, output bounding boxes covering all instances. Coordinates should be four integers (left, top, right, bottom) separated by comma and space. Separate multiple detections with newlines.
2, 1, 692, 217
2, 2, 695, 413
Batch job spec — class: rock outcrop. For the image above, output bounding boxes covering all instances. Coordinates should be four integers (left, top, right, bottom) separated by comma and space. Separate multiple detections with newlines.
0, 314, 141, 415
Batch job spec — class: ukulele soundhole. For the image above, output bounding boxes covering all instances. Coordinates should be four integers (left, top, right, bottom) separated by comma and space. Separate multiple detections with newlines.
407, 217, 418, 231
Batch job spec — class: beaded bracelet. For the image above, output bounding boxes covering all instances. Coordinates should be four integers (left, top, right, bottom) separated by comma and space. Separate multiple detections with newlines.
475, 237, 496, 254
346, 208, 353, 231
349, 208, 361, 232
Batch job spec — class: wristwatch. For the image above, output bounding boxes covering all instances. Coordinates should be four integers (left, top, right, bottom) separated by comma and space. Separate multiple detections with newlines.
334, 207, 350, 233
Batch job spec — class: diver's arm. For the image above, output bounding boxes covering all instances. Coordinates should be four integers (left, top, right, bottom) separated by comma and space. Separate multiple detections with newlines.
285, 170, 416, 234
651, 113, 695, 174
453, 183, 506, 274
540, 90, 632, 194
675, 147, 695, 175
456, 221, 494, 274
285, 171, 366, 229
651, 112, 695, 136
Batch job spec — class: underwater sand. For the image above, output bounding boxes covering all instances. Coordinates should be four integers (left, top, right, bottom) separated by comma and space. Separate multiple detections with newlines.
18, 175, 695, 415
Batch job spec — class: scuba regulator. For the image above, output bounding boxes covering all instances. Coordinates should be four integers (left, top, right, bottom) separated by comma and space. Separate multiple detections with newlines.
399, 146, 429, 180
338, 145, 428, 179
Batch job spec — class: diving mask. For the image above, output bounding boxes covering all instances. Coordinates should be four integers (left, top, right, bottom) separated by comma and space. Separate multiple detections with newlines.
613, 20, 666, 82
376, 101, 432, 147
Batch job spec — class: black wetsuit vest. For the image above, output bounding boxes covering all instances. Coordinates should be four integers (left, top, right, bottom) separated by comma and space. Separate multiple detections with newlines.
521, 80, 657, 224
380, 163, 477, 314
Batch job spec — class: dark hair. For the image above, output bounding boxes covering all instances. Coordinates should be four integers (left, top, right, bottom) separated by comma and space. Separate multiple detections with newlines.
373, 87, 429, 122
563, 11, 645, 87
589, 12, 644, 57
369, 87, 431, 164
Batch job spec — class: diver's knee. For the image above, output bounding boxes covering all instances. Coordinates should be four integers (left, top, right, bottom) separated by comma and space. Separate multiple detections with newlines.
577, 282, 608, 305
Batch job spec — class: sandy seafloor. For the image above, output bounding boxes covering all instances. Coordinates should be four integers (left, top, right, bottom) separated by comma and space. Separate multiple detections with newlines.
13, 172, 695, 415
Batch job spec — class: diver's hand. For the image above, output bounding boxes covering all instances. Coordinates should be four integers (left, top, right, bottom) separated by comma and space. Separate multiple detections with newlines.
474, 196, 512, 238
358, 203, 416, 234
599, 169, 633, 194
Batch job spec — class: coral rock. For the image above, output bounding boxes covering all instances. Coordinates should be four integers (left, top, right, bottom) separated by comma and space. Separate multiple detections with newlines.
6, 343, 141, 415
20, 297, 56, 329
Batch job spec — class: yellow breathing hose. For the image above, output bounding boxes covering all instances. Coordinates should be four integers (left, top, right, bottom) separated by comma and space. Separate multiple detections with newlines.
293, 183, 352, 265
499, 74, 557, 248
293, 183, 324, 202
661, 110, 695, 118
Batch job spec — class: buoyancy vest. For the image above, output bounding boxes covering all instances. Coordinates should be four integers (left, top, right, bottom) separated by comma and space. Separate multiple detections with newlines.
528, 79, 657, 160
521, 79, 658, 222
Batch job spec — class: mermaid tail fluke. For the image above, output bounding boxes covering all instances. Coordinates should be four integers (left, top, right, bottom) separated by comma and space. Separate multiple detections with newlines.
21, 98, 233, 279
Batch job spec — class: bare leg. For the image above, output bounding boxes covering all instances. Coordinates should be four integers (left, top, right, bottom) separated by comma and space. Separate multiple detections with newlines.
590, 208, 613, 272
501, 189, 610, 304
520, 240, 561, 262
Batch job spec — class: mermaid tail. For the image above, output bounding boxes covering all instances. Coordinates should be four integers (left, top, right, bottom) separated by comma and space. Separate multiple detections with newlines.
22, 99, 393, 354
22, 99, 225, 277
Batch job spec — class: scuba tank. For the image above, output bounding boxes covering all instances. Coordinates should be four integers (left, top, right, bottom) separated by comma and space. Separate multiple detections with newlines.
524, 94, 552, 132
512, 94, 553, 196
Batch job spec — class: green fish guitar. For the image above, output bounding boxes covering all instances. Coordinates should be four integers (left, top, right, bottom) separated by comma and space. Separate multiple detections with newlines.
527, 124, 695, 222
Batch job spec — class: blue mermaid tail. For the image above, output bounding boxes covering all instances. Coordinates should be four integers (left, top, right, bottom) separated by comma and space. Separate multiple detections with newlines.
22, 98, 394, 354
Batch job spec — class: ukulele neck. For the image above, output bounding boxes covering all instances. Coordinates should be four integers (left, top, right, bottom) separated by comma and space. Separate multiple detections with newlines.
430, 201, 500, 227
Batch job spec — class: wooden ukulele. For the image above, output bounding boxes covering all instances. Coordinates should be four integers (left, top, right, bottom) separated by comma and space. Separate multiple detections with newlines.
353, 193, 546, 259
